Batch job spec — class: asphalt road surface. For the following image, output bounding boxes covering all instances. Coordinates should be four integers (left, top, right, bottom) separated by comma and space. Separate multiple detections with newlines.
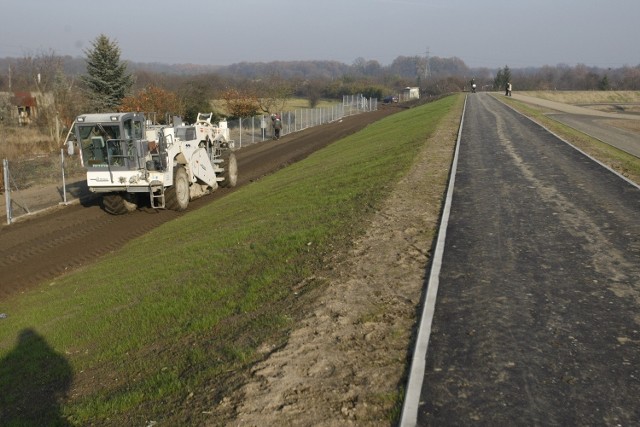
417, 93, 640, 425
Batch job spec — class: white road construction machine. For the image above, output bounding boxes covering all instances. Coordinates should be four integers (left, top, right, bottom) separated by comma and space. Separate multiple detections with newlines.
72, 112, 237, 214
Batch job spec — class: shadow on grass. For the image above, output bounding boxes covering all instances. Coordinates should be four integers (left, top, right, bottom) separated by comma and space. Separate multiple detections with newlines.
0, 328, 73, 426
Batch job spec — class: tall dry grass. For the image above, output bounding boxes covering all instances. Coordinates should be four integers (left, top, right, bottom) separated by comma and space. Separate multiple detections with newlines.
0, 125, 66, 191
0, 124, 57, 160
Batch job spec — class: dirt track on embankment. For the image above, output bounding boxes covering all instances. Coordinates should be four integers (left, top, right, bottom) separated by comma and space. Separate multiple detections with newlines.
0, 106, 401, 301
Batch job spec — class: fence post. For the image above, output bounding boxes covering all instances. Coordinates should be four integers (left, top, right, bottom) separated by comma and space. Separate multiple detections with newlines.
60, 149, 68, 205
3, 158, 11, 225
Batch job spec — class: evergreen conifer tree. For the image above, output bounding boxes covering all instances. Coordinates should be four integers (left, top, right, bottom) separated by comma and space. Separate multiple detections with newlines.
82, 34, 133, 111
493, 65, 512, 91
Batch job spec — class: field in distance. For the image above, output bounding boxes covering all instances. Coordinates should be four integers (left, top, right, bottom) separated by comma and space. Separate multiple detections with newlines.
518, 90, 640, 114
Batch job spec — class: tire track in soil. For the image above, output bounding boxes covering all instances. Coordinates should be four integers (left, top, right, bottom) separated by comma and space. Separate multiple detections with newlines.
0, 213, 118, 267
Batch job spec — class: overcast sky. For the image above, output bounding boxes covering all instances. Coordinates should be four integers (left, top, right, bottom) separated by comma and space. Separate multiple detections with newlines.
1, 0, 638, 69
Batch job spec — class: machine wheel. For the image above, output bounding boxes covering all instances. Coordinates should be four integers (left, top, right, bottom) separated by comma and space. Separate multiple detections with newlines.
221, 152, 238, 188
103, 193, 138, 215
165, 166, 190, 211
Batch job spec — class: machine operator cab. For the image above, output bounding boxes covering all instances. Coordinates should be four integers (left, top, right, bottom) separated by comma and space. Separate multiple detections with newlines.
74, 112, 146, 170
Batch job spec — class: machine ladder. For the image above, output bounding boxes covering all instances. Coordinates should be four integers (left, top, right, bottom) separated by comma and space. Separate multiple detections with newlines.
149, 180, 165, 209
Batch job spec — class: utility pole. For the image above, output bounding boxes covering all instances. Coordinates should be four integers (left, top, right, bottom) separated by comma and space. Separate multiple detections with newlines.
424, 47, 431, 80
417, 47, 431, 89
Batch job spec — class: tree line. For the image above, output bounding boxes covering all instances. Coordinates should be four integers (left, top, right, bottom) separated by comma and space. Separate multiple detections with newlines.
0, 34, 639, 144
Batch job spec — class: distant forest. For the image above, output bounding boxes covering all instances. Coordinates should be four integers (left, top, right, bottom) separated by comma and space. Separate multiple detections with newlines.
1, 52, 638, 141
1, 54, 639, 96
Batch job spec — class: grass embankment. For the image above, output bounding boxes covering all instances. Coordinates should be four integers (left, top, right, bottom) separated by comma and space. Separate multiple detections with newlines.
499, 94, 640, 186
0, 94, 461, 425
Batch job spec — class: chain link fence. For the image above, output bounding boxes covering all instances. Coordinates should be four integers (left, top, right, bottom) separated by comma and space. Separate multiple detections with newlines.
1, 150, 87, 224
1, 95, 377, 224
226, 95, 377, 148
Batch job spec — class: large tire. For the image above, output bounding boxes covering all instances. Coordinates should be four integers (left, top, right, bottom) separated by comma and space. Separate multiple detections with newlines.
103, 193, 138, 215
165, 166, 190, 211
221, 152, 238, 188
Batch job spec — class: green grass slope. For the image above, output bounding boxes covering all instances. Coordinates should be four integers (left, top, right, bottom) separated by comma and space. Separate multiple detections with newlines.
0, 94, 461, 426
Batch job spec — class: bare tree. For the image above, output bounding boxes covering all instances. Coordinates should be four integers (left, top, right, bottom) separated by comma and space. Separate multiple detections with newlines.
305, 79, 325, 108
255, 75, 293, 114
222, 88, 260, 119
12, 50, 77, 146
